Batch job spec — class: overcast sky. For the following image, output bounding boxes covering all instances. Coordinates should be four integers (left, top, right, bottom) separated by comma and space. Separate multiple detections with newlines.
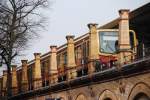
0, 0, 149, 74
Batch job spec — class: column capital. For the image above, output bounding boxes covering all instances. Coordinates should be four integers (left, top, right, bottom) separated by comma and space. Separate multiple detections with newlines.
87, 23, 98, 29
119, 9, 130, 14
50, 45, 57, 49
3, 70, 7, 75
34, 53, 41, 57
119, 9, 130, 20
34, 53, 41, 60
21, 60, 28, 64
11, 65, 17, 71
66, 35, 75, 41
66, 35, 75, 45
50, 45, 57, 53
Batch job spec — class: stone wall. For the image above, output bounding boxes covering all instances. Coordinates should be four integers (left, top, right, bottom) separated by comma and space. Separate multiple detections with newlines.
28, 72, 150, 100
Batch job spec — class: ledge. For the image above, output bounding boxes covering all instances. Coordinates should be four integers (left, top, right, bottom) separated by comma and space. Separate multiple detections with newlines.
8, 57, 150, 100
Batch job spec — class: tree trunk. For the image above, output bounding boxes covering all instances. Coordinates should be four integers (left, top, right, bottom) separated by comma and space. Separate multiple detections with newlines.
7, 64, 12, 97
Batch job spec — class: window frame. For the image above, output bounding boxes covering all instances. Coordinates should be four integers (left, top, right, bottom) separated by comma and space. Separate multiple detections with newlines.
97, 29, 119, 55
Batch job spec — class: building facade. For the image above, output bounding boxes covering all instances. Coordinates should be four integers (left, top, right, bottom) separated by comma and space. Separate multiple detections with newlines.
0, 3, 150, 100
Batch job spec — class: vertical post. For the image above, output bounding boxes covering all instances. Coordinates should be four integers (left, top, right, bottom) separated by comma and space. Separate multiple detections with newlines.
88, 23, 99, 74
58, 53, 65, 81
66, 35, 77, 79
50, 45, 58, 84
33, 53, 42, 89
2, 70, 7, 96
11, 65, 18, 95
0, 77, 2, 97
118, 9, 131, 66
44, 61, 49, 86
59, 53, 64, 72
76, 47, 82, 65
21, 60, 28, 92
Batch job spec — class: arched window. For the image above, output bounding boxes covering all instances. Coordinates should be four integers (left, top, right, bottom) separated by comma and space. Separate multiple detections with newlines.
134, 92, 150, 100
104, 98, 112, 100
99, 90, 117, 100
76, 94, 87, 100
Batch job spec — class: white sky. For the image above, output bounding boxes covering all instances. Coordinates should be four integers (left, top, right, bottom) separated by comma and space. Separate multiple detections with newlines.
0, 0, 149, 74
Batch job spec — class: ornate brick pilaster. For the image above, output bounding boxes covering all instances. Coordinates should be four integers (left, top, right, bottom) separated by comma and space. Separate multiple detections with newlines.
66, 35, 77, 79
21, 60, 28, 92
33, 53, 42, 89
50, 45, 58, 84
11, 65, 18, 95
88, 23, 99, 73
118, 9, 131, 66
2, 70, 7, 96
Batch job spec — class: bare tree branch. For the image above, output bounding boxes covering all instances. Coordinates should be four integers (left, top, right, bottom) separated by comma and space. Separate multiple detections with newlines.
0, 0, 49, 97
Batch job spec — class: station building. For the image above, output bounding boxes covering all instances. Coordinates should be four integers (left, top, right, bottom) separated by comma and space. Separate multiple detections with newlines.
0, 2, 150, 100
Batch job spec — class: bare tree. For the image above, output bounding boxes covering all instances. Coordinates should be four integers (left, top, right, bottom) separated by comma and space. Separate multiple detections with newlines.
0, 0, 48, 97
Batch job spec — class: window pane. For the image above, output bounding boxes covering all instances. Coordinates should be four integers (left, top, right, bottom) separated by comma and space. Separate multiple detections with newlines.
99, 31, 118, 53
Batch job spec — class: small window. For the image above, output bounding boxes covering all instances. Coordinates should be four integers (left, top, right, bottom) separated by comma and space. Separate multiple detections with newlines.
99, 31, 118, 54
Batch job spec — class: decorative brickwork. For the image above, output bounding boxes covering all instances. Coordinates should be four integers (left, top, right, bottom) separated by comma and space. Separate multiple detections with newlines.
21, 60, 28, 92
50, 45, 58, 83
66, 35, 77, 79
11, 65, 18, 95
88, 23, 99, 73
33, 53, 42, 89
118, 9, 132, 66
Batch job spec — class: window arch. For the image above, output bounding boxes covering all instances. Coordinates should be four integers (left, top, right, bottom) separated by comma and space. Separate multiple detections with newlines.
104, 98, 112, 100
99, 90, 117, 100
128, 82, 150, 100
76, 94, 87, 100
133, 92, 150, 100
